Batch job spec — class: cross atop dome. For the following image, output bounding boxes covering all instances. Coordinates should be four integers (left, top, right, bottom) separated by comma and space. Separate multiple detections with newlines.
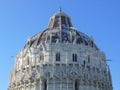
59, 7, 62, 12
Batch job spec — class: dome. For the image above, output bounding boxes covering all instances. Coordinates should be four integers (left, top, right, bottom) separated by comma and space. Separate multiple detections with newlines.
8, 9, 112, 90
24, 9, 98, 50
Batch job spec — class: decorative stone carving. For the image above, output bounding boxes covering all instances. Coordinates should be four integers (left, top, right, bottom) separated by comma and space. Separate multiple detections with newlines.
8, 9, 112, 90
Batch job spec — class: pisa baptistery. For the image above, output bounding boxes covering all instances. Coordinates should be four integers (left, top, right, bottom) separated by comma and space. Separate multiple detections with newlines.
8, 9, 113, 90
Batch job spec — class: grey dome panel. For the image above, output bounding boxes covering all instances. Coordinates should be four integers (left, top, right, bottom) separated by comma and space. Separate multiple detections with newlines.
24, 10, 98, 50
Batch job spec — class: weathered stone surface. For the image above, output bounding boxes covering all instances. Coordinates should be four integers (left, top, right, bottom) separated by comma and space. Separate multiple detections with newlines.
8, 9, 112, 90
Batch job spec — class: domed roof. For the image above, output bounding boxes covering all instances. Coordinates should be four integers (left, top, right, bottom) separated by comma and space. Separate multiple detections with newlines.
48, 8, 72, 28
24, 9, 98, 49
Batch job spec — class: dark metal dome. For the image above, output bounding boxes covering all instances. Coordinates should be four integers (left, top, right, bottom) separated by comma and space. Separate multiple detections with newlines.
24, 9, 98, 49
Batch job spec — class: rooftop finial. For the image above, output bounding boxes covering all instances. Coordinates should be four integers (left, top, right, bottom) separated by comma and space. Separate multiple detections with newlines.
59, 7, 62, 12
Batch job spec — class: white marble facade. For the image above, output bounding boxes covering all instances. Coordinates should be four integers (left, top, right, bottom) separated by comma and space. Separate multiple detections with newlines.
8, 9, 112, 90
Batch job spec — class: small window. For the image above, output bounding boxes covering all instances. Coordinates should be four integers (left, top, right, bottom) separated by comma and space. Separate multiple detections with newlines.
91, 41, 94, 47
44, 80, 47, 90
73, 53, 77, 62
75, 80, 78, 90
56, 52, 60, 61
75, 54, 77, 62
83, 60, 86, 66
40, 54, 44, 61
88, 55, 90, 63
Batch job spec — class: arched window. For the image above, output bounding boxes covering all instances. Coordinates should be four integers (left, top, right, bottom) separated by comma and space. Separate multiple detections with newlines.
73, 53, 77, 62
56, 52, 60, 61
44, 80, 47, 90
75, 80, 78, 90
91, 41, 94, 47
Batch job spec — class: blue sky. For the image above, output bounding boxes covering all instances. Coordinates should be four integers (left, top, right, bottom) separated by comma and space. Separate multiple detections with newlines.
0, 0, 120, 90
